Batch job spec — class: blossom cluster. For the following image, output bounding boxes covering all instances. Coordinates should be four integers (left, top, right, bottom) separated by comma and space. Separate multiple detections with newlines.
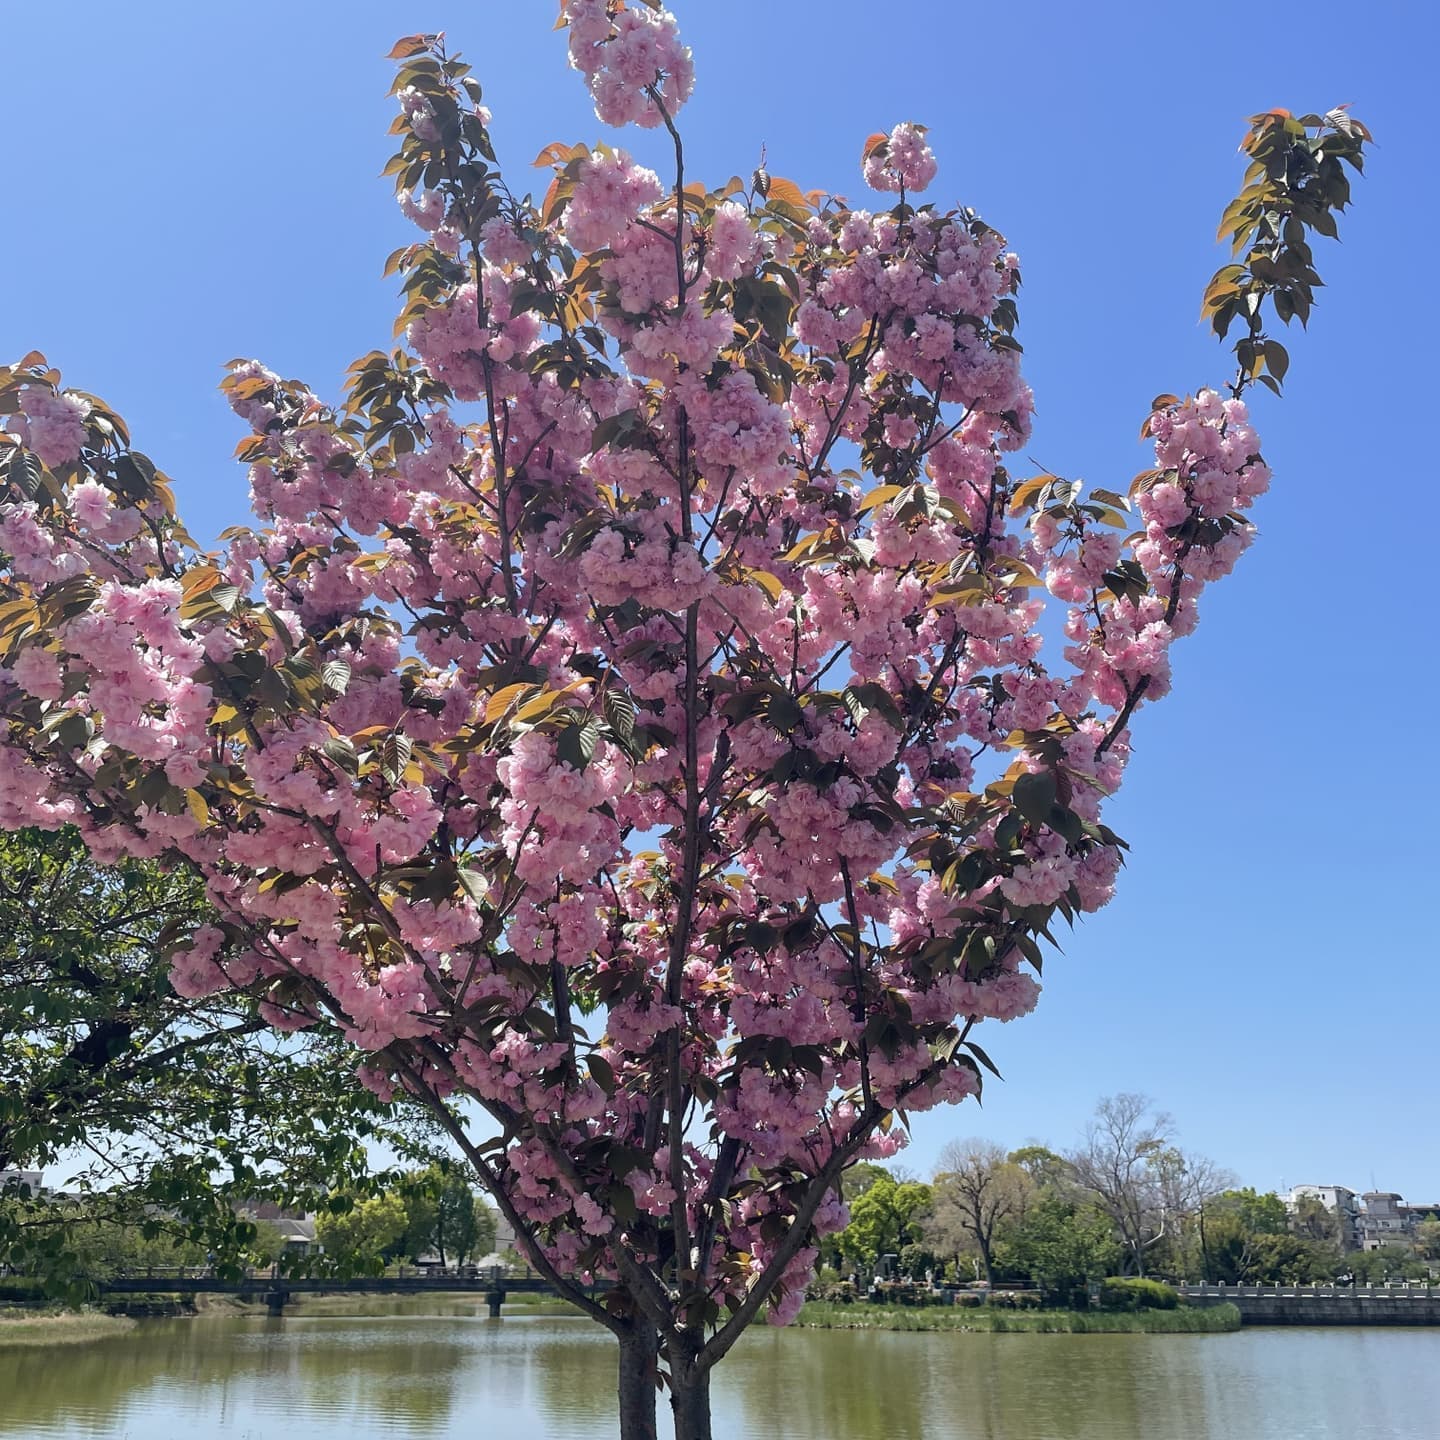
563, 0, 694, 129
864, 122, 938, 194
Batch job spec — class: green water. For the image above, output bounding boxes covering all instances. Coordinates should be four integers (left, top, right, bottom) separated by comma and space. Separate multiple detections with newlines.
2, 1305, 1438, 1438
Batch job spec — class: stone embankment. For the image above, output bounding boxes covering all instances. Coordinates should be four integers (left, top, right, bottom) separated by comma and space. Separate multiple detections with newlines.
1179, 1283, 1440, 1325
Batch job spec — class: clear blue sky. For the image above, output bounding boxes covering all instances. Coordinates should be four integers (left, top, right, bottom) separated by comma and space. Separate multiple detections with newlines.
4, 3, 1436, 1199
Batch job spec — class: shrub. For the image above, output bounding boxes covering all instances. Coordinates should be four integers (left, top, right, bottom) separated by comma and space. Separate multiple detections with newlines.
988, 1289, 1043, 1309
1098, 1277, 1178, 1311
807, 1277, 858, 1304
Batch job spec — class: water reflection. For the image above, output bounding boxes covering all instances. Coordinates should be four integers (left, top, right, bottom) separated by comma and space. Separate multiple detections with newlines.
3, 1312, 1440, 1439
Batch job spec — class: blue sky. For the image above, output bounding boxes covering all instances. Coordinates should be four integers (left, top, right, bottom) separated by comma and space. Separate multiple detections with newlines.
4, 2, 1437, 1198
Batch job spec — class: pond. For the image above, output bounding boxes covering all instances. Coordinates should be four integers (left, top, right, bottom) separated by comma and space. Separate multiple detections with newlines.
3, 1306, 1438, 1438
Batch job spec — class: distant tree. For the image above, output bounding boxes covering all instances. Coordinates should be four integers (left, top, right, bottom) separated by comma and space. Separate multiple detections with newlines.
1187, 1188, 1290, 1282
249, 1219, 287, 1268
52, 1204, 207, 1280
842, 1163, 903, 1201
1007, 1146, 1072, 1192
400, 1164, 490, 1265
1348, 1246, 1427, 1283
1246, 1232, 1342, 1283
469, 1197, 499, 1264
1193, 1210, 1252, 1283
995, 1195, 1120, 1307
434, 1169, 485, 1265
315, 1193, 408, 1271
399, 1174, 441, 1263
839, 1173, 933, 1272
928, 1139, 1031, 1284
1414, 1219, 1440, 1262
1067, 1094, 1228, 1276
1215, 1188, 1288, 1235
1290, 1195, 1345, 1247
897, 1241, 940, 1282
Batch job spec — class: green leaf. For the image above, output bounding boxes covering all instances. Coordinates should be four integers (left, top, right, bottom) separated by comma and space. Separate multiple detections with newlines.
591, 409, 644, 452
111, 451, 157, 501
1263, 339, 1290, 382
1012, 770, 1057, 826
844, 682, 902, 728
557, 719, 599, 772
602, 690, 636, 743
965, 1039, 1004, 1080
457, 867, 490, 905
585, 1053, 616, 1095
322, 737, 359, 774
6, 449, 44, 499
379, 732, 413, 785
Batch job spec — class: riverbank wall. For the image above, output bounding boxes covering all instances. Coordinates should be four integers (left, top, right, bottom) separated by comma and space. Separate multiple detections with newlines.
1180, 1285, 1440, 1326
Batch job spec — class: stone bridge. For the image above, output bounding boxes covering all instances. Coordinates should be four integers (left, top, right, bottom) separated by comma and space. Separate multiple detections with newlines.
98, 1265, 601, 1318
1178, 1282, 1440, 1325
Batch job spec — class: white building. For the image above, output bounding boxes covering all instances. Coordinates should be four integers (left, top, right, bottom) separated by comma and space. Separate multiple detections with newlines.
1285, 1184, 1361, 1250
0, 1170, 44, 1197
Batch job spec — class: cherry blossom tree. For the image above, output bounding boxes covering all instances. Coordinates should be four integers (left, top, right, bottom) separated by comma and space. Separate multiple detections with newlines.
0, 4, 1369, 1435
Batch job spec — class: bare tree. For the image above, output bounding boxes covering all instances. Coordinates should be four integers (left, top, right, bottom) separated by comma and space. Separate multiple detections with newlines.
928, 1139, 1032, 1284
1067, 1094, 1230, 1276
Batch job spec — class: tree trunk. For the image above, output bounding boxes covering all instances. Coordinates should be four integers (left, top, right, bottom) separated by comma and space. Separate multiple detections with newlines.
668, 1359, 712, 1440
617, 1316, 659, 1440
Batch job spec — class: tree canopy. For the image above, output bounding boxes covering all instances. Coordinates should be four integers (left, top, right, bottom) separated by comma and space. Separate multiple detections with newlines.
0, 3, 1369, 1435
0, 827, 414, 1292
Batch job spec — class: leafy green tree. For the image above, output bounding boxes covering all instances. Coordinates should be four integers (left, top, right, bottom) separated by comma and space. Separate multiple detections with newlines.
1194, 1210, 1261, 1283
399, 1175, 440, 1263
471, 1198, 499, 1263
315, 1193, 409, 1271
995, 1195, 1121, 1307
819, 1162, 902, 1268
1187, 1189, 1294, 1282
58, 1205, 207, 1279
1290, 1195, 1345, 1246
897, 1241, 939, 1282
1215, 1187, 1288, 1235
397, 1165, 498, 1266
1414, 1219, 1440, 1262
1007, 1146, 1072, 1192
842, 1163, 899, 1200
0, 827, 420, 1293
1348, 1246, 1427, 1283
1245, 1232, 1342, 1283
838, 1173, 933, 1272
435, 1171, 485, 1266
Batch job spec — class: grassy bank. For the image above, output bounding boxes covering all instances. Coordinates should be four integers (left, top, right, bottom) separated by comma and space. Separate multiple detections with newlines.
796, 1301, 1242, 1334
0, 1307, 135, 1347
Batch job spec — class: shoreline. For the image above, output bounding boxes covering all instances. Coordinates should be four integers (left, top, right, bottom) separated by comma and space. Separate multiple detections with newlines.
1, 1296, 1245, 1346
794, 1301, 1244, 1334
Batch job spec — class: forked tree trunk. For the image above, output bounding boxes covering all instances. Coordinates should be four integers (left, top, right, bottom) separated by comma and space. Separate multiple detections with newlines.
669, 1369, 713, 1440
617, 1315, 660, 1440
666, 1333, 713, 1440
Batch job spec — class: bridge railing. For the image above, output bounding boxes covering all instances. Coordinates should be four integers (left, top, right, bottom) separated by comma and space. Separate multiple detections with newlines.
1178, 1282, 1439, 1300
105, 1261, 537, 1282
